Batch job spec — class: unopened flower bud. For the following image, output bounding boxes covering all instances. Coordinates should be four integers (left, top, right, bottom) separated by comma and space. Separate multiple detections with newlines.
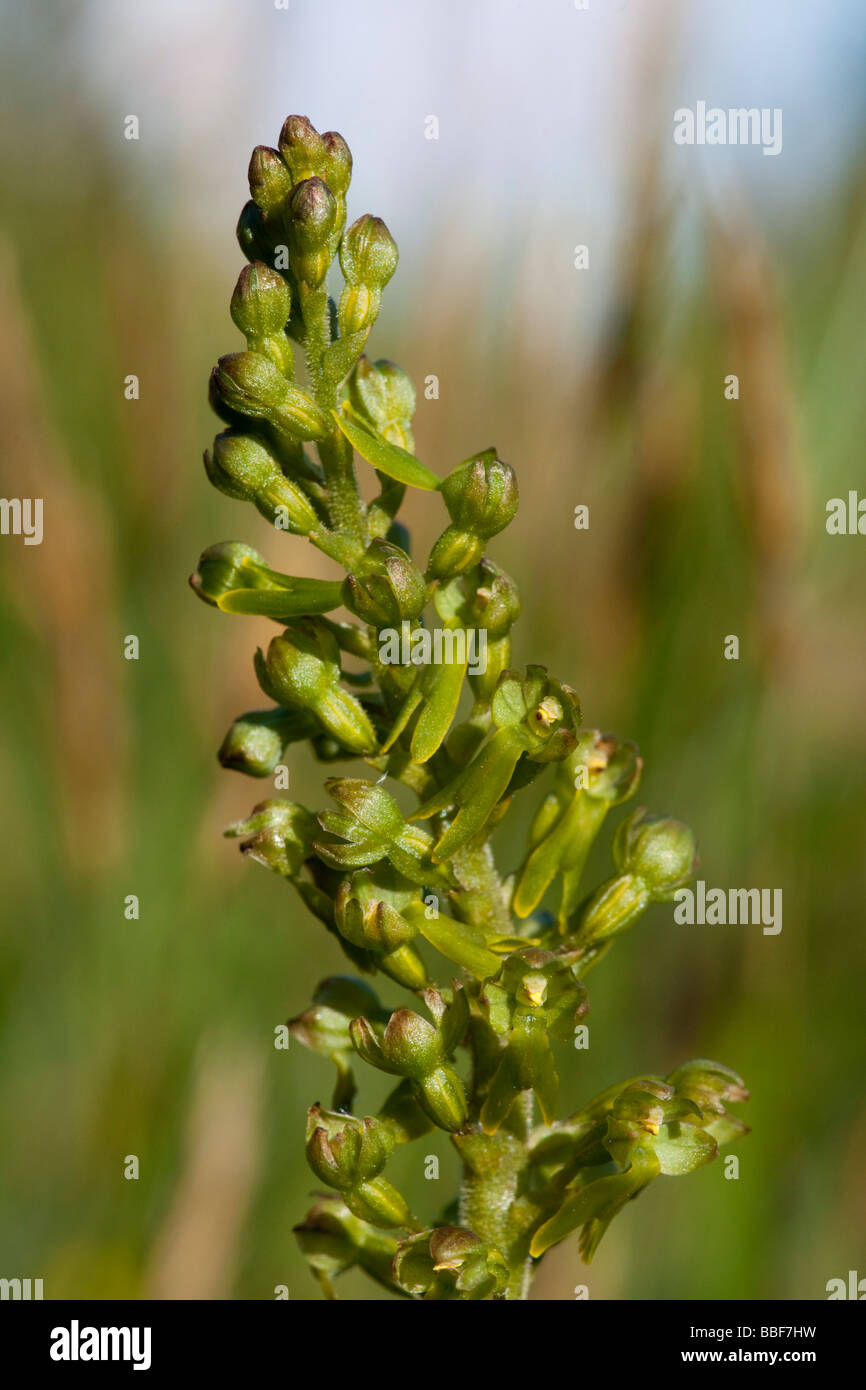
375, 1011, 444, 1079
350, 1011, 468, 1132
614, 809, 697, 894
209, 352, 329, 442
236, 199, 276, 265
217, 706, 315, 778
248, 145, 294, 220
263, 620, 378, 755
340, 214, 399, 289
189, 539, 341, 620
334, 879, 427, 990
286, 177, 338, 287
278, 114, 326, 183
205, 431, 320, 532
342, 539, 427, 627
338, 215, 398, 334
576, 809, 697, 947
320, 131, 353, 198
346, 357, 416, 451
189, 540, 269, 607
230, 262, 293, 373
427, 452, 518, 580
442, 452, 519, 536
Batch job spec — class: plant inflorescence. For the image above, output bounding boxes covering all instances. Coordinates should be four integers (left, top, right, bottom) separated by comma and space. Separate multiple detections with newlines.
191, 115, 749, 1301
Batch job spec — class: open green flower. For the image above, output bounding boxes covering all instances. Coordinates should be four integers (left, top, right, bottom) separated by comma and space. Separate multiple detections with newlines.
393, 1226, 509, 1300
313, 777, 448, 887
479, 948, 588, 1132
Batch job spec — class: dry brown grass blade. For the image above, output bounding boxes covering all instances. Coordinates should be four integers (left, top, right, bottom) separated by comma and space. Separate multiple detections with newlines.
709, 213, 808, 678
145, 1036, 265, 1300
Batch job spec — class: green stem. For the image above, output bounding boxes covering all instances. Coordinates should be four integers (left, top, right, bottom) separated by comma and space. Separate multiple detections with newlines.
309, 522, 365, 569
316, 425, 367, 545
455, 1109, 536, 1300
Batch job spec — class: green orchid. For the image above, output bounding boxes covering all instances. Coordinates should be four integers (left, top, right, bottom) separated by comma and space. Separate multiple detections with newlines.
193, 115, 750, 1300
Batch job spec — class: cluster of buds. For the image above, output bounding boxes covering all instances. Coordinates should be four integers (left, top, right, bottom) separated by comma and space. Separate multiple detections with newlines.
193, 117, 749, 1300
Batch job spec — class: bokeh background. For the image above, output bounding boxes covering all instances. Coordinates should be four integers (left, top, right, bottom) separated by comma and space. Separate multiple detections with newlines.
1, 0, 865, 1300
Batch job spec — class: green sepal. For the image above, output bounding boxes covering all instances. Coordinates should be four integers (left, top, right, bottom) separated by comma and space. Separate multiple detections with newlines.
513, 793, 607, 919
513, 730, 640, 921
413, 666, 580, 861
